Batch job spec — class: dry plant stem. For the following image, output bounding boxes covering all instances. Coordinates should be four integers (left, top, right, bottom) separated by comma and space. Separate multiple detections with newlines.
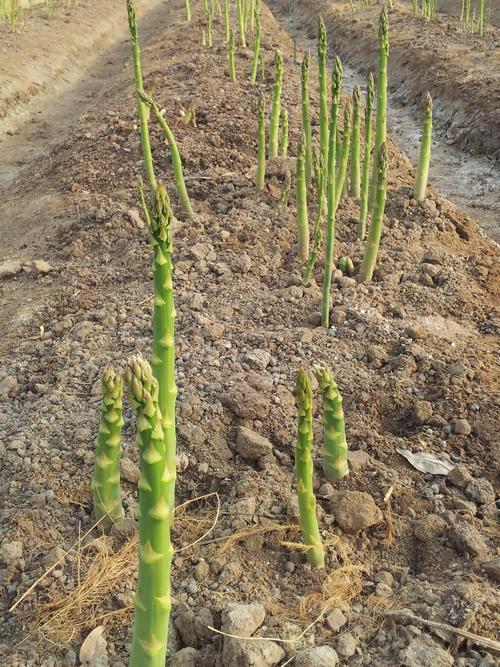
312, 364, 349, 481
321, 57, 342, 328
127, 359, 174, 667
91, 369, 125, 531
138, 91, 193, 218
279, 109, 289, 158
358, 72, 374, 240
317, 17, 329, 168
335, 104, 352, 210
295, 369, 325, 568
369, 7, 388, 212
296, 137, 309, 261
301, 53, 313, 186
302, 152, 325, 286
256, 94, 266, 191
268, 50, 283, 158
250, 7, 261, 83
413, 92, 432, 202
350, 86, 361, 198
127, 0, 156, 192
359, 143, 388, 282
229, 29, 237, 82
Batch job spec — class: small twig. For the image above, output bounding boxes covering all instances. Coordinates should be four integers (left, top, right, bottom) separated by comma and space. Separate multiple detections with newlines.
385, 610, 500, 653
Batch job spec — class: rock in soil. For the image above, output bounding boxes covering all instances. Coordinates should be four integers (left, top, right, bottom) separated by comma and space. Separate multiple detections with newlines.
294, 645, 339, 666
330, 491, 383, 533
402, 634, 453, 667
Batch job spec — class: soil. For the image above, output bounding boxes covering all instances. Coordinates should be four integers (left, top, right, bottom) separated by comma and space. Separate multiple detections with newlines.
0, 1, 499, 667
278, 0, 500, 161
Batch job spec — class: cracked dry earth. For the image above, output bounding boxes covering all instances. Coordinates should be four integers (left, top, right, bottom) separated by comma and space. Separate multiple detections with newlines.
0, 1, 499, 666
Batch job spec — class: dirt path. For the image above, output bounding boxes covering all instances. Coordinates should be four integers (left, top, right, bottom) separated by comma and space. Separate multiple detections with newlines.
0, 1, 499, 665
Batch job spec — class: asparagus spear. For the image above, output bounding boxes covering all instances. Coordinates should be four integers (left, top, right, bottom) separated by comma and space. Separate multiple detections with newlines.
317, 17, 329, 168
350, 86, 361, 198
268, 50, 283, 158
301, 53, 313, 186
256, 93, 266, 191
358, 72, 374, 240
296, 136, 309, 260
413, 92, 432, 202
359, 143, 388, 282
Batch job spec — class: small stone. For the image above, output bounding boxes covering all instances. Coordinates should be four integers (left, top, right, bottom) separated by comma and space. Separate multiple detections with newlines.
374, 571, 394, 587
326, 608, 348, 632
347, 450, 374, 471
222, 637, 284, 667
220, 561, 243, 585
212, 434, 233, 461
127, 208, 144, 228
120, 458, 140, 484
338, 276, 356, 288
413, 514, 447, 541
221, 382, 271, 420
1, 540, 23, 562
375, 582, 393, 597
170, 647, 201, 667
336, 632, 357, 657
0, 260, 22, 279
191, 242, 215, 261
414, 400, 433, 425
110, 518, 137, 542
330, 491, 383, 533
447, 464, 473, 489
242, 349, 271, 370
330, 309, 346, 326
406, 324, 427, 340
43, 546, 66, 567
0, 376, 20, 399
294, 645, 339, 666
465, 478, 495, 505
482, 557, 500, 582
33, 259, 53, 274
447, 521, 491, 559
235, 426, 273, 462
402, 634, 453, 667
194, 560, 210, 582
175, 604, 198, 648
367, 345, 388, 364
452, 419, 472, 435
221, 602, 266, 636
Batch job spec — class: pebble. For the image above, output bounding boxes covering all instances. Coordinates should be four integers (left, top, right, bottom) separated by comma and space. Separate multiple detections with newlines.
482, 557, 500, 582
402, 634, 452, 667
330, 491, 383, 533
235, 426, 273, 462
336, 632, 357, 657
465, 477, 495, 504
33, 259, 53, 274
120, 458, 140, 484
447, 521, 491, 558
447, 464, 473, 489
326, 607, 348, 632
170, 647, 201, 667
294, 645, 339, 666
413, 400, 433, 425
0, 376, 20, 399
0, 260, 22, 279
452, 418, 472, 435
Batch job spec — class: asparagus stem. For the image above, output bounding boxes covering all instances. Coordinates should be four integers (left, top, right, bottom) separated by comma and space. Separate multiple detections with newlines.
268, 50, 283, 158
92, 369, 124, 531
185, 0, 191, 22
301, 53, 313, 187
413, 92, 432, 202
229, 28, 237, 82
302, 151, 325, 286
256, 94, 266, 192
138, 91, 193, 218
295, 369, 325, 568
369, 7, 388, 212
350, 86, 361, 198
237, 0, 246, 46
335, 104, 352, 210
224, 0, 230, 42
321, 57, 343, 328
250, 5, 261, 83
312, 364, 349, 482
317, 17, 329, 168
126, 359, 175, 667
127, 0, 157, 192
359, 143, 388, 282
279, 109, 289, 158
358, 72, 374, 240
296, 136, 309, 261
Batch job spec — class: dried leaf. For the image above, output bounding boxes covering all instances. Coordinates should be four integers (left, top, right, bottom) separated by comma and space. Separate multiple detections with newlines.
397, 448, 454, 476
79, 625, 108, 667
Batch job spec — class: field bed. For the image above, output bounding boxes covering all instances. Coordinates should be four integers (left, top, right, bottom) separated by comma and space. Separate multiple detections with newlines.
0, 1, 499, 665
273, 0, 500, 160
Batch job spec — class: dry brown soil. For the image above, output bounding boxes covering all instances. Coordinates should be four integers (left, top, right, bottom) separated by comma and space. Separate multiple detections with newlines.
0, 1, 499, 666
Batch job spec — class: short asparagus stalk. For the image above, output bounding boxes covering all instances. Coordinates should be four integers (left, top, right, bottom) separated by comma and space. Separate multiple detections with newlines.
206, 8, 213, 48
237, 0, 246, 47
358, 72, 374, 240
359, 143, 388, 282
350, 86, 361, 198
318, 17, 329, 168
185, 0, 191, 22
279, 109, 289, 158
138, 91, 193, 218
302, 151, 325, 286
301, 53, 313, 187
369, 7, 389, 212
92, 368, 125, 531
256, 94, 266, 192
413, 92, 432, 202
224, 0, 230, 42
229, 29, 237, 82
312, 364, 349, 482
268, 50, 283, 158
321, 57, 343, 328
295, 369, 325, 568
337, 256, 354, 275
126, 358, 175, 667
250, 6, 261, 83
335, 104, 352, 210
296, 136, 309, 261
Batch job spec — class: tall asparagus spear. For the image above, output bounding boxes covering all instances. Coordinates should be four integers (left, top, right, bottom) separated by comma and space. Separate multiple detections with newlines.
413, 92, 432, 202
302, 151, 325, 286
369, 7, 389, 212
229, 28, 237, 82
250, 5, 261, 83
317, 17, 329, 168
279, 109, 289, 158
185, 0, 191, 22
350, 86, 361, 198
92, 368, 124, 531
296, 136, 309, 261
335, 104, 352, 210
321, 57, 343, 329
237, 0, 246, 46
138, 92, 193, 218
312, 364, 349, 482
256, 93, 266, 192
224, 0, 230, 42
268, 50, 283, 158
359, 143, 388, 282
301, 53, 313, 187
295, 369, 325, 568
358, 72, 374, 240
127, 359, 174, 667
